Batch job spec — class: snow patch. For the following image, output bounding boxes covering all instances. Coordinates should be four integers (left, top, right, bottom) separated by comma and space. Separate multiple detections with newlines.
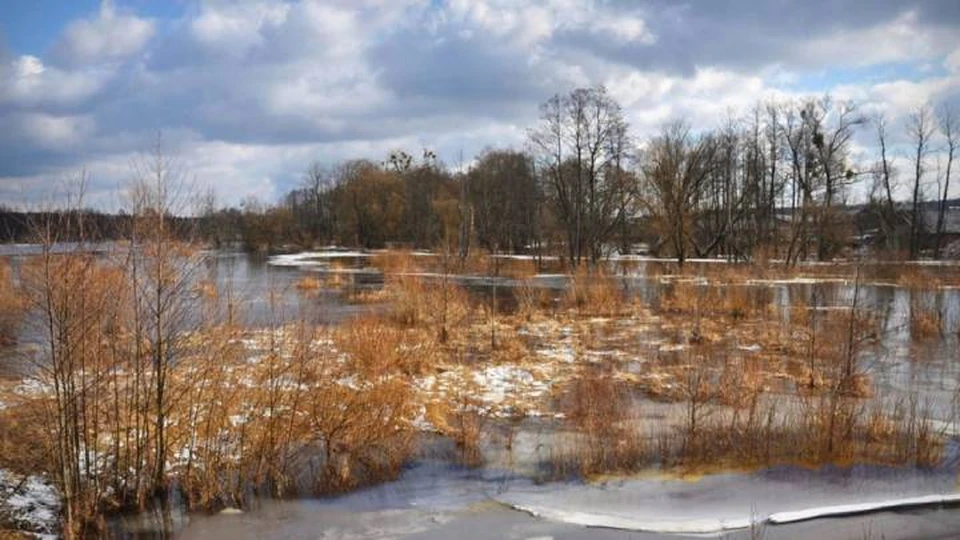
767, 493, 960, 524
0, 470, 60, 537
508, 502, 752, 534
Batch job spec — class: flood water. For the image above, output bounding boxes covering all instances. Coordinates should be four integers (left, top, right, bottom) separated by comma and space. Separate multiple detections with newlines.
3, 247, 960, 538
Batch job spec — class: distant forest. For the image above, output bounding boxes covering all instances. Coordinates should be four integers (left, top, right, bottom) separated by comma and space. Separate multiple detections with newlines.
2, 87, 959, 264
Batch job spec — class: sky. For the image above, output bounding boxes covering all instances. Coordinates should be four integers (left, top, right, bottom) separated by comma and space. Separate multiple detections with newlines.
1, 0, 959, 211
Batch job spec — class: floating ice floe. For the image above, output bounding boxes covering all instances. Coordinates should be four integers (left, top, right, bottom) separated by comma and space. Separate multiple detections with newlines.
268, 250, 371, 267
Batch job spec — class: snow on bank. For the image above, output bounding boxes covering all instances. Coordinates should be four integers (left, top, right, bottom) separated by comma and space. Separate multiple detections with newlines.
767, 493, 960, 524
495, 469, 960, 535
507, 494, 960, 534
0, 470, 60, 538
508, 502, 752, 534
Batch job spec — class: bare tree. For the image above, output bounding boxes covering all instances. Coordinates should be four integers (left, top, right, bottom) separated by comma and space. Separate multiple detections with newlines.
466, 149, 539, 252
875, 113, 896, 212
529, 85, 631, 266
128, 139, 203, 507
810, 98, 864, 260
935, 105, 956, 259
907, 105, 936, 258
638, 121, 717, 267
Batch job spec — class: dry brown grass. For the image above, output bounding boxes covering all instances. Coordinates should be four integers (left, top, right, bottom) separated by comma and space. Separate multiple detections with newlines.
909, 297, 943, 339
346, 287, 390, 304
163, 322, 421, 506
0, 260, 21, 346
657, 392, 940, 473
497, 258, 538, 279
514, 284, 552, 321
295, 275, 323, 292
661, 281, 768, 322
546, 363, 648, 479
371, 250, 420, 274
563, 267, 629, 316
335, 317, 434, 377
384, 274, 472, 345
897, 267, 944, 290
424, 376, 487, 468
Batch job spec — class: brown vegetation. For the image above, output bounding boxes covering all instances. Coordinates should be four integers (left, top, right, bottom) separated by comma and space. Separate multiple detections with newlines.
563, 267, 631, 316
549, 364, 646, 478
0, 261, 20, 346
909, 294, 943, 339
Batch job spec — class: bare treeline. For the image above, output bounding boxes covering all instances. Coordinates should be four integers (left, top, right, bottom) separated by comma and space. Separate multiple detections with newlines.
205, 87, 957, 264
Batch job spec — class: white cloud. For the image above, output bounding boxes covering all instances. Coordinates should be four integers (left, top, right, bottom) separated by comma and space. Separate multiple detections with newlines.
53, 0, 155, 65
189, 1, 289, 59
0, 55, 107, 108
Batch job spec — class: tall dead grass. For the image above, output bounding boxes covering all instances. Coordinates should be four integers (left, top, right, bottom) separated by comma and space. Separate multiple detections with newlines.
371, 250, 420, 274
548, 364, 647, 478
661, 281, 766, 321
0, 260, 21, 345
563, 268, 629, 316
909, 294, 943, 339
385, 274, 471, 344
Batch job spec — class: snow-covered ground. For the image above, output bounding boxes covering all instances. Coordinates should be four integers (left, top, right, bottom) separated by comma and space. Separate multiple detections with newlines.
0, 470, 59, 538
416, 363, 557, 418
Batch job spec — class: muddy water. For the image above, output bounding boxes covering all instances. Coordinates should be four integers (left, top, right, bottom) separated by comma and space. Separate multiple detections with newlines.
5, 248, 960, 538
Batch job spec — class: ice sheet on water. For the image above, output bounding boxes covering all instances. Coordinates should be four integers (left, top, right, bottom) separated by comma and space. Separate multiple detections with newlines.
268, 250, 371, 267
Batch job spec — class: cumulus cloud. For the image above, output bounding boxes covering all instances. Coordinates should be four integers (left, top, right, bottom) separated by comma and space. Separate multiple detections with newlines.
1, 0, 959, 208
51, 0, 155, 66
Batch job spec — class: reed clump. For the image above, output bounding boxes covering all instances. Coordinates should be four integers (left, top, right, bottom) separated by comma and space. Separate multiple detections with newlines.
896, 267, 942, 290
385, 275, 472, 346
656, 391, 941, 473
514, 283, 552, 321
295, 275, 323, 292
909, 296, 943, 339
563, 268, 627, 316
425, 377, 487, 468
547, 363, 647, 479
0, 260, 21, 346
335, 316, 435, 376
661, 281, 768, 322
370, 249, 420, 274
